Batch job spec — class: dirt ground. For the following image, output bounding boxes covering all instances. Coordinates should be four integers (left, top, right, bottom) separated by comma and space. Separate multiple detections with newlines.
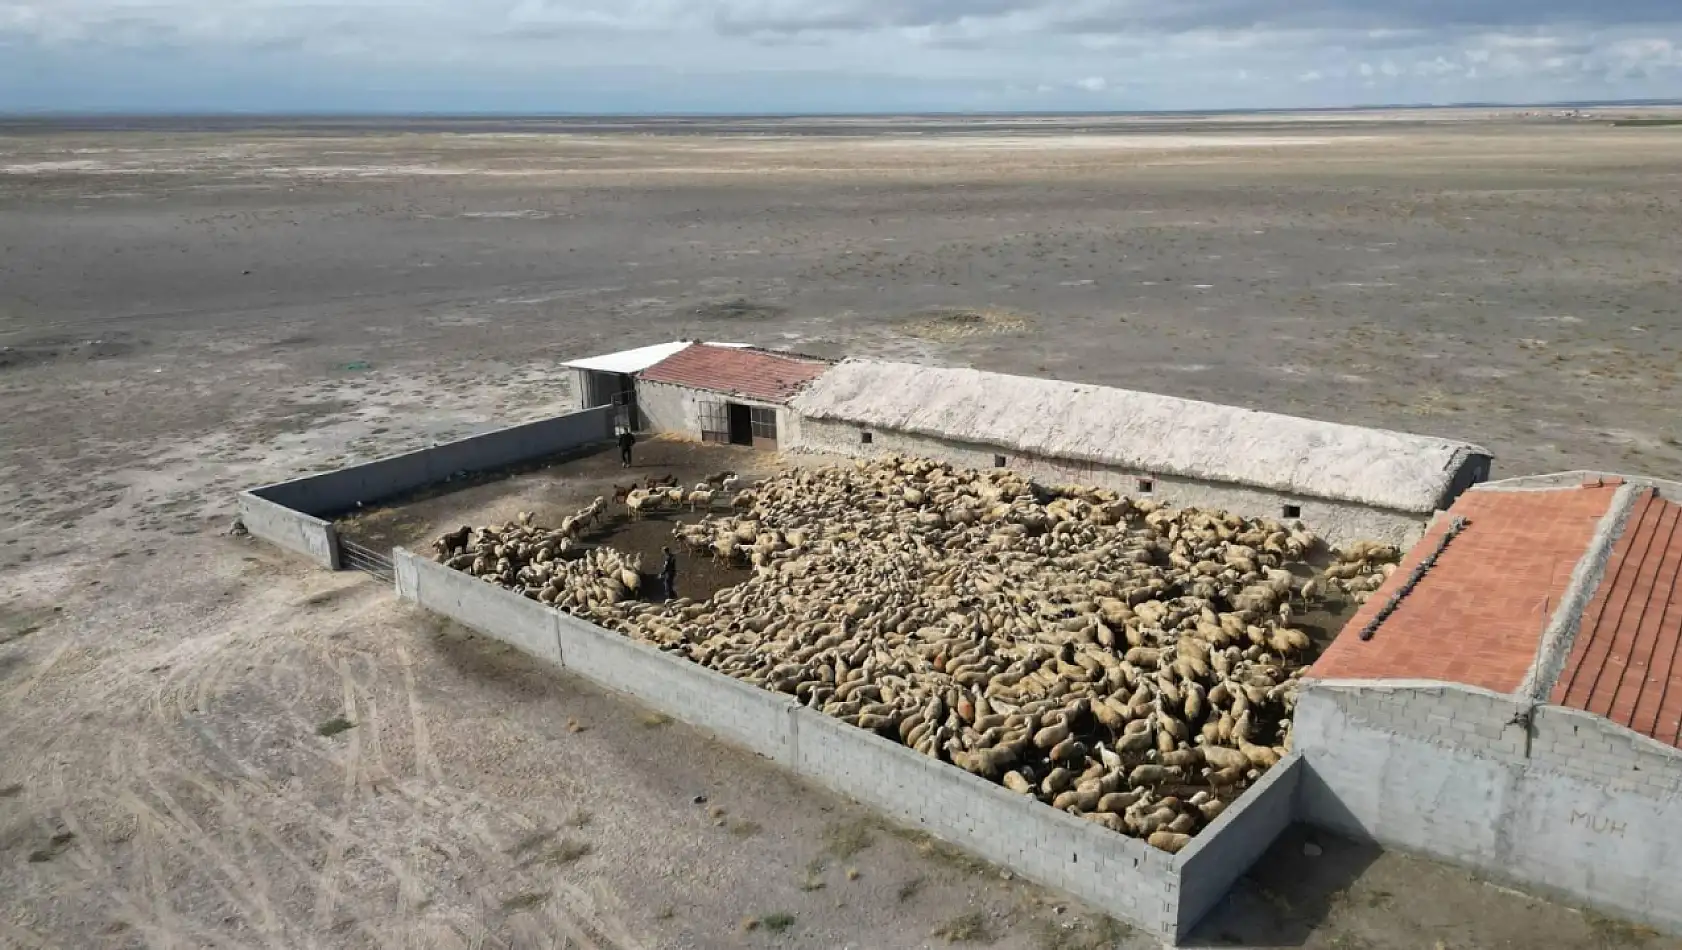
4, 111, 1682, 949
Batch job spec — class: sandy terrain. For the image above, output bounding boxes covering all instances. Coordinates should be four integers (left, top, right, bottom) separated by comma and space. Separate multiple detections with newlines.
3, 112, 1681, 949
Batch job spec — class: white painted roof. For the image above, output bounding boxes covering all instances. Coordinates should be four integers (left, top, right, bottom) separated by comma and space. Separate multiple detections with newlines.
561, 341, 749, 374
793, 359, 1492, 514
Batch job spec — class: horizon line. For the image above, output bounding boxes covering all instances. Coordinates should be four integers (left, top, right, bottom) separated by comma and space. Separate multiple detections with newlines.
3, 97, 1681, 122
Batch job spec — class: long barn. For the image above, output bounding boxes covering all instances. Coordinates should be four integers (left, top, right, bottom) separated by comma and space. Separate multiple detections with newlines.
789, 359, 1493, 546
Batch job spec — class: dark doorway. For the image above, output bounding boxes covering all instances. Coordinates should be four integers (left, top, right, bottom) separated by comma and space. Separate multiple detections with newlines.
613, 373, 640, 431
727, 403, 754, 446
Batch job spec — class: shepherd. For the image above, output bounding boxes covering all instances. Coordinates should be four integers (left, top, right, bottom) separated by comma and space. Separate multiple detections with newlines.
660, 546, 678, 600
617, 427, 637, 468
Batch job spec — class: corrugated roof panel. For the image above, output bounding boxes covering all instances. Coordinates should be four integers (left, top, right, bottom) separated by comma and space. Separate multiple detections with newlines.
562, 341, 752, 374
562, 342, 693, 374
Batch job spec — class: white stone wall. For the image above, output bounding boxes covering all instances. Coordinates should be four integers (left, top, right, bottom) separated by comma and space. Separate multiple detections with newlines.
792, 417, 1432, 547
635, 379, 800, 445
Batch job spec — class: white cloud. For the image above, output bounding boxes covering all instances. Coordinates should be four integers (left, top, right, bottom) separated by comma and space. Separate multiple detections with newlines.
1, 0, 1681, 111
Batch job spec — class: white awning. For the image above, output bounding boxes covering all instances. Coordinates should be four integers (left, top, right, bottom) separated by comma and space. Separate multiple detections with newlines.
560, 341, 752, 375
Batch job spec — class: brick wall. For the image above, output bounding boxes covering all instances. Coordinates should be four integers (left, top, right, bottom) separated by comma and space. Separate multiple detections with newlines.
791, 417, 1429, 547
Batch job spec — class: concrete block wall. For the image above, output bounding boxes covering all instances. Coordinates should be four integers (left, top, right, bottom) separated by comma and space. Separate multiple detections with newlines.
552, 609, 801, 769
1175, 754, 1304, 934
392, 548, 1337, 941
255, 406, 614, 519
237, 491, 340, 569
401, 549, 563, 665
792, 417, 1431, 547
1292, 683, 1527, 867
790, 701, 1182, 938
1296, 680, 1682, 935
1531, 705, 1682, 797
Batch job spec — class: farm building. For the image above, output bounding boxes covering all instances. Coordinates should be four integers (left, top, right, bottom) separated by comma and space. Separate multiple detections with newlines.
1295, 472, 1682, 934
789, 359, 1493, 546
636, 343, 831, 450
565, 340, 833, 450
561, 340, 753, 433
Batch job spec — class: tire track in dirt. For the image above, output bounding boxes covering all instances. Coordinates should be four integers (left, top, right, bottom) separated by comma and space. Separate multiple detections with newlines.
308, 656, 363, 933
400, 645, 443, 785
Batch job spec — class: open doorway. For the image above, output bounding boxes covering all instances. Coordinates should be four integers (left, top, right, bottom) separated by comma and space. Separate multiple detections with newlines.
727, 403, 754, 446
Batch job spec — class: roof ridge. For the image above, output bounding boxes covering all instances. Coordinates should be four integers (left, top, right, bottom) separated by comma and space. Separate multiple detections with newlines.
1523, 482, 1644, 703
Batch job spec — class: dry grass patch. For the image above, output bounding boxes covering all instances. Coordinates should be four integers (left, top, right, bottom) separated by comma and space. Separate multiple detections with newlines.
822, 818, 875, 859
933, 912, 993, 943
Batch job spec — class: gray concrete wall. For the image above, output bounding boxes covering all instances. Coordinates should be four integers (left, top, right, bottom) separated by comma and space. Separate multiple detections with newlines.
635, 379, 693, 435
1175, 754, 1304, 936
237, 491, 339, 569
793, 417, 1431, 547
392, 547, 1209, 941
399, 550, 562, 665
1531, 705, 1682, 798
790, 704, 1183, 938
1476, 470, 1682, 501
255, 406, 614, 518
552, 610, 800, 769
1295, 681, 1682, 935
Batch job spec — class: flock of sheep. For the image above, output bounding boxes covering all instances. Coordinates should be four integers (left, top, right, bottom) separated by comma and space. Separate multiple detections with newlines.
433, 455, 1400, 852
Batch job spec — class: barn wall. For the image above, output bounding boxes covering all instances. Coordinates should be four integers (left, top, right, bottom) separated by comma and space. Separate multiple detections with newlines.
1295, 681, 1682, 936
791, 417, 1430, 547
634, 379, 797, 447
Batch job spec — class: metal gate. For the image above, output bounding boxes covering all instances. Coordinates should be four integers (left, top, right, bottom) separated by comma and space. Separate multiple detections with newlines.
610, 389, 639, 432
339, 538, 394, 582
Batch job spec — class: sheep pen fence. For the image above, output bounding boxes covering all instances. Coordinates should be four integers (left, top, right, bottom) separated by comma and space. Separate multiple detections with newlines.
392, 547, 1302, 943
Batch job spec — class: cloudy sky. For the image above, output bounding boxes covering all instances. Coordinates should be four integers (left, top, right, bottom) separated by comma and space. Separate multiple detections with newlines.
3, 1, 1681, 113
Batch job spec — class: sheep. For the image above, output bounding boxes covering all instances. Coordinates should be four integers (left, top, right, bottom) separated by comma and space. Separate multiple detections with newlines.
433, 453, 1385, 852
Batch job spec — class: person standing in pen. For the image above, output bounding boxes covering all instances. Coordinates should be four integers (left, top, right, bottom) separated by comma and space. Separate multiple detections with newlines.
660, 546, 678, 600
617, 427, 637, 468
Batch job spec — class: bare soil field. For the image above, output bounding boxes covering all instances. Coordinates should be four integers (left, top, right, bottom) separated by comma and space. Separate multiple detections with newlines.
3, 112, 1681, 949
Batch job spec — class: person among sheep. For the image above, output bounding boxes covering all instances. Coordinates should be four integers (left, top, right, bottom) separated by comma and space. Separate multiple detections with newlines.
660, 546, 678, 600
617, 428, 636, 468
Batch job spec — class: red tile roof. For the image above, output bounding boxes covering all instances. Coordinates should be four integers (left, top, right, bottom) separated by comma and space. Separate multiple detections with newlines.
1551, 489, 1682, 748
638, 344, 830, 404
1310, 485, 1618, 692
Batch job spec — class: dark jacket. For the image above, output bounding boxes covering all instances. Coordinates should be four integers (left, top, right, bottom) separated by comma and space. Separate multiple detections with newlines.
661, 552, 677, 579
617, 431, 636, 450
